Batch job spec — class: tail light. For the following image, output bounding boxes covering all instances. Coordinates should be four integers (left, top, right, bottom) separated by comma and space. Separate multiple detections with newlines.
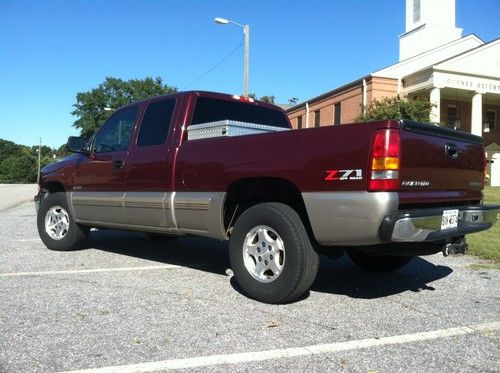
368, 129, 400, 191
232, 95, 255, 103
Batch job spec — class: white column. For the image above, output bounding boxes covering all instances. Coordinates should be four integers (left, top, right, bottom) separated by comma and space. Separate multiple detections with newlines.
471, 92, 483, 137
429, 87, 441, 123
491, 153, 500, 187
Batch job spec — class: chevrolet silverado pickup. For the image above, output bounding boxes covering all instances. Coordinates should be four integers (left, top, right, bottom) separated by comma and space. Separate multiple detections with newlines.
35, 91, 499, 303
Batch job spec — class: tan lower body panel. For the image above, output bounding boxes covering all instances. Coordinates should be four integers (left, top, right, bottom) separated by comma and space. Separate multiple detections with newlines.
69, 191, 227, 240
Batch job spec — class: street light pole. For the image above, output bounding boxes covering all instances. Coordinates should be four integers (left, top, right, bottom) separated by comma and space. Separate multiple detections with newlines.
214, 17, 250, 97
243, 24, 249, 97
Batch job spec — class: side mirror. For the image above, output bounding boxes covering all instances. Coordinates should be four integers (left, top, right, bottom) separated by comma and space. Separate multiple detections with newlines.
66, 136, 89, 154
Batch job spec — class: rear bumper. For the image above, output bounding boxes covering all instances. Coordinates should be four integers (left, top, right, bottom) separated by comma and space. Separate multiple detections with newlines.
380, 205, 500, 242
302, 192, 499, 246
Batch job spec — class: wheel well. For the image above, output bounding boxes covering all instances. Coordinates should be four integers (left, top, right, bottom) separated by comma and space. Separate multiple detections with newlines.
223, 178, 314, 240
42, 181, 65, 194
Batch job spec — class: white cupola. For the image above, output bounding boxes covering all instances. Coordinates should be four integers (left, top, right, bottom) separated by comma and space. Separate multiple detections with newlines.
399, 0, 463, 61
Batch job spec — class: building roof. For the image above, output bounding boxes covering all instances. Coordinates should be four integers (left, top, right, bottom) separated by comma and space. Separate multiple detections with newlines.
285, 34, 493, 114
373, 34, 484, 78
285, 75, 369, 113
402, 38, 500, 82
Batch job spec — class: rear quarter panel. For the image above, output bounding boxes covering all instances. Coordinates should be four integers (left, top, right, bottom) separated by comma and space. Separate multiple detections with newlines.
174, 122, 390, 192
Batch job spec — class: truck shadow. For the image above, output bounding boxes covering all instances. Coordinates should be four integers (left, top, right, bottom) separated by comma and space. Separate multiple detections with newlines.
86, 229, 453, 300
311, 255, 453, 299
85, 229, 231, 276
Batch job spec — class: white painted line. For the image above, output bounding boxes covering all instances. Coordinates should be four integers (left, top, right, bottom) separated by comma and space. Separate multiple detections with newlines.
61, 321, 500, 373
0, 265, 181, 278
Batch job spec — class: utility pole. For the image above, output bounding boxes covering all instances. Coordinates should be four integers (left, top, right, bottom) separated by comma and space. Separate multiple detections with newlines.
243, 24, 250, 97
215, 17, 250, 97
37, 137, 41, 184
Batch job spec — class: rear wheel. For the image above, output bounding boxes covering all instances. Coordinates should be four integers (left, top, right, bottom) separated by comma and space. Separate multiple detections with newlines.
229, 202, 319, 304
37, 192, 89, 251
347, 250, 412, 273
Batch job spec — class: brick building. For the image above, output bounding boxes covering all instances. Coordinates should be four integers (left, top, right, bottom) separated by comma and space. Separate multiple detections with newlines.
286, 0, 500, 185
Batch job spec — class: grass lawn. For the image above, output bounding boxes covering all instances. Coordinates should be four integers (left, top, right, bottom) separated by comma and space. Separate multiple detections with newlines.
467, 187, 500, 262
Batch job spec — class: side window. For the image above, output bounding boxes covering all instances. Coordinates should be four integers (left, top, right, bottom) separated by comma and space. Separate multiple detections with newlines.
94, 107, 138, 153
137, 100, 176, 147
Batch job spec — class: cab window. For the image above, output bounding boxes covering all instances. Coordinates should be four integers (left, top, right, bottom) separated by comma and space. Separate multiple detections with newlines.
137, 99, 176, 147
94, 107, 138, 153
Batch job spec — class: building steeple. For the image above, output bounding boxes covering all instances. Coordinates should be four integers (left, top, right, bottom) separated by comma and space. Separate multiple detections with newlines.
399, 0, 463, 61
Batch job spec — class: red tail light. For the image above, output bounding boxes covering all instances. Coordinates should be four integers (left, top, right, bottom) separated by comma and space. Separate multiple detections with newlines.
232, 95, 255, 103
368, 129, 401, 191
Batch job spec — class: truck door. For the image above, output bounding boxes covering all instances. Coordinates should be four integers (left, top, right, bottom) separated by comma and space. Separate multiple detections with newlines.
123, 98, 178, 227
70, 106, 139, 225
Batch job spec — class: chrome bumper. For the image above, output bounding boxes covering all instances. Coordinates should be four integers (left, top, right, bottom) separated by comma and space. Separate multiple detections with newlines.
380, 205, 500, 242
302, 192, 499, 246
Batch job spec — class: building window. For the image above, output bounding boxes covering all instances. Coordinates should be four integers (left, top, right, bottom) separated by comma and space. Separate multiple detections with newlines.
413, 0, 421, 23
314, 111, 320, 127
485, 110, 497, 132
334, 103, 341, 125
447, 105, 459, 129
297, 116, 302, 129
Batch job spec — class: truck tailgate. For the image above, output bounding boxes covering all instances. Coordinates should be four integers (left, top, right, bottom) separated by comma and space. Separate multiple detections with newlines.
399, 121, 484, 192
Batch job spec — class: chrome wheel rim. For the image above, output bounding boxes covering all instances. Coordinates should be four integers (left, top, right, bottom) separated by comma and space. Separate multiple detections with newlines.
45, 206, 70, 240
242, 225, 285, 283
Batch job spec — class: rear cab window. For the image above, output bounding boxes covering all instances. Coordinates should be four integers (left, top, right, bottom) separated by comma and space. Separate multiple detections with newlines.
191, 97, 289, 128
137, 99, 176, 147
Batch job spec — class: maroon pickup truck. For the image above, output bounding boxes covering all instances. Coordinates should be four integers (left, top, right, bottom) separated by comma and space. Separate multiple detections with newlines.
36, 91, 499, 303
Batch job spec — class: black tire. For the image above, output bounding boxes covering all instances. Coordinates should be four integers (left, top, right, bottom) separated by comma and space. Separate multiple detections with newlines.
229, 202, 319, 304
347, 250, 412, 273
146, 233, 178, 241
37, 192, 89, 251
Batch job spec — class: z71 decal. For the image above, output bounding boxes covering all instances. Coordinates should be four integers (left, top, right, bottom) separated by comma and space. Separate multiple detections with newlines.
324, 169, 363, 181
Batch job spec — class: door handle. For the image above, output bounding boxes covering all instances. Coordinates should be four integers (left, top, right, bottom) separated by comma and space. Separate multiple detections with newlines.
112, 160, 125, 169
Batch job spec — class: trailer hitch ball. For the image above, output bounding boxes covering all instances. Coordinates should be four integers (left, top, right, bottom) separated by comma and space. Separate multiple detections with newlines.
443, 237, 469, 257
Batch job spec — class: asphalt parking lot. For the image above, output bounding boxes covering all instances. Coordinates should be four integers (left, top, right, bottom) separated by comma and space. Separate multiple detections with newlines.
1, 184, 499, 372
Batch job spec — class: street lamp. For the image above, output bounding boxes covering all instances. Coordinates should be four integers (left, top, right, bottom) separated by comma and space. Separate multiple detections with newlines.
214, 17, 250, 97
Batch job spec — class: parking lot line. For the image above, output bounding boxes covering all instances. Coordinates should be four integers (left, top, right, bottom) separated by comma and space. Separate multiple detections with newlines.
61, 321, 500, 373
0, 265, 182, 277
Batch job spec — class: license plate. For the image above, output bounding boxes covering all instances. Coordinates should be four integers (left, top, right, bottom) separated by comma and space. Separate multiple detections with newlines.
441, 209, 459, 230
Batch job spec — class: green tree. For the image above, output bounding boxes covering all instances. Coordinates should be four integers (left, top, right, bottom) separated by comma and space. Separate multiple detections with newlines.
358, 96, 434, 123
72, 76, 177, 138
247, 93, 276, 104
0, 155, 36, 182
259, 95, 275, 104
56, 144, 71, 159
0, 139, 62, 183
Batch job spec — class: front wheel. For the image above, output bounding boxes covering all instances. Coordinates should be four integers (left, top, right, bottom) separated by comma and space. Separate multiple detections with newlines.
347, 250, 412, 273
229, 203, 319, 304
37, 192, 89, 251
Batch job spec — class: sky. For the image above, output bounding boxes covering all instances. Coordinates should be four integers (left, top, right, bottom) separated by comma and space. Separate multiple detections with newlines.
0, 0, 499, 148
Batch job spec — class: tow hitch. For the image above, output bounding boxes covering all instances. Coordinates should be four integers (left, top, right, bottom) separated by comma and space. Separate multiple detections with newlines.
442, 237, 468, 256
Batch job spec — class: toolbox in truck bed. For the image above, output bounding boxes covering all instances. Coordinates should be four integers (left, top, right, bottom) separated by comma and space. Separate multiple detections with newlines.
187, 120, 288, 140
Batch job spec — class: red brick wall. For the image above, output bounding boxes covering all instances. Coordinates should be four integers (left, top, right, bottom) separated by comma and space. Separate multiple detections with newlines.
287, 76, 399, 129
